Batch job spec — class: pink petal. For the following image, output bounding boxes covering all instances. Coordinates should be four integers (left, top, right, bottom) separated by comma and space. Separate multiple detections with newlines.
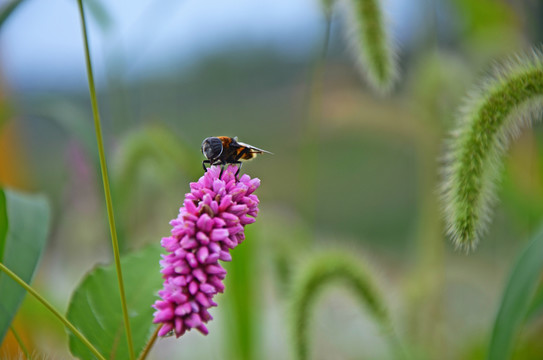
153, 307, 174, 323
197, 324, 209, 335
210, 228, 229, 241
158, 323, 174, 337
193, 268, 207, 283
196, 214, 213, 233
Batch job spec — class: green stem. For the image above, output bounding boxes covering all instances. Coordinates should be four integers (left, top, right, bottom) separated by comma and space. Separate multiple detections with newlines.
0, 262, 105, 360
76, 1, 135, 359
137, 324, 161, 360
9, 324, 30, 360
297, 14, 332, 225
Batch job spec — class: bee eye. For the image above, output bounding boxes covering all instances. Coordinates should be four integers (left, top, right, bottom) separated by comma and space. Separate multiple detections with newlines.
201, 137, 223, 160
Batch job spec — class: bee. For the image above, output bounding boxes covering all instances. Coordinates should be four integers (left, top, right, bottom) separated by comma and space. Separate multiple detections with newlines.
201, 136, 272, 176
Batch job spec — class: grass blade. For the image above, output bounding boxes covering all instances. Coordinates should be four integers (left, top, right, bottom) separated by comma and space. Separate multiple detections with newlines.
488, 226, 543, 360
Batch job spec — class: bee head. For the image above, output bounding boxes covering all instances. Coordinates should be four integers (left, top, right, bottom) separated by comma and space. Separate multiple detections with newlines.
201, 137, 223, 160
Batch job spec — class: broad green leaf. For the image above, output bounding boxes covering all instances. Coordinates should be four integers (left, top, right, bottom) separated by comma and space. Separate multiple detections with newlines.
488, 226, 543, 360
67, 244, 164, 360
0, 188, 50, 343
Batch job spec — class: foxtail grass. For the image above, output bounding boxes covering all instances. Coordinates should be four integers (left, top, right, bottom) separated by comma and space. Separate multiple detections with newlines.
442, 48, 543, 250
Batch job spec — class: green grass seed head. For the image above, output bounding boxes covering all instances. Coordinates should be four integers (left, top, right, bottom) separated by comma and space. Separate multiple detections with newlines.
442, 48, 543, 251
289, 251, 392, 360
342, 0, 398, 94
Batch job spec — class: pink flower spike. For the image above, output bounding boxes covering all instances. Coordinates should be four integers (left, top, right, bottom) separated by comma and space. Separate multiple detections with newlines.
152, 165, 261, 338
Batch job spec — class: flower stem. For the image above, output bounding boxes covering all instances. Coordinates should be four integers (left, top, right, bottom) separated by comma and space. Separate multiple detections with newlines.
0, 262, 105, 360
137, 324, 162, 360
76, 1, 135, 359
9, 324, 30, 360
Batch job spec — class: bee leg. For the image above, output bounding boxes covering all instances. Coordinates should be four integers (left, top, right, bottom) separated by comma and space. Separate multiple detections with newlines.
202, 160, 212, 172
234, 161, 242, 180
219, 162, 227, 179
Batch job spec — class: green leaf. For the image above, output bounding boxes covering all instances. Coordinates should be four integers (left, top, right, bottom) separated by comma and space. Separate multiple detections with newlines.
223, 225, 259, 360
525, 283, 543, 321
67, 244, 164, 360
488, 226, 543, 360
0, 188, 50, 343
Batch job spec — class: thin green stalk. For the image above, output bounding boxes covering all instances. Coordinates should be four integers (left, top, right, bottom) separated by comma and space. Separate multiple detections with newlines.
297, 14, 332, 225
9, 325, 30, 360
76, 1, 135, 359
0, 262, 105, 360
137, 324, 161, 360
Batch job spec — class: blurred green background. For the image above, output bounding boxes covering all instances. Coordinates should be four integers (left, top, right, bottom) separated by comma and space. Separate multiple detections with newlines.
1, 0, 543, 359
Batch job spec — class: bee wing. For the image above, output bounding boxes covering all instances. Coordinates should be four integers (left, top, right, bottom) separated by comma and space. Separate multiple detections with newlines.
237, 141, 273, 155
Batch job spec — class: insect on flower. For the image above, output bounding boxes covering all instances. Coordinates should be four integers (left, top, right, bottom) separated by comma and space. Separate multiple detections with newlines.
201, 136, 272, 177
